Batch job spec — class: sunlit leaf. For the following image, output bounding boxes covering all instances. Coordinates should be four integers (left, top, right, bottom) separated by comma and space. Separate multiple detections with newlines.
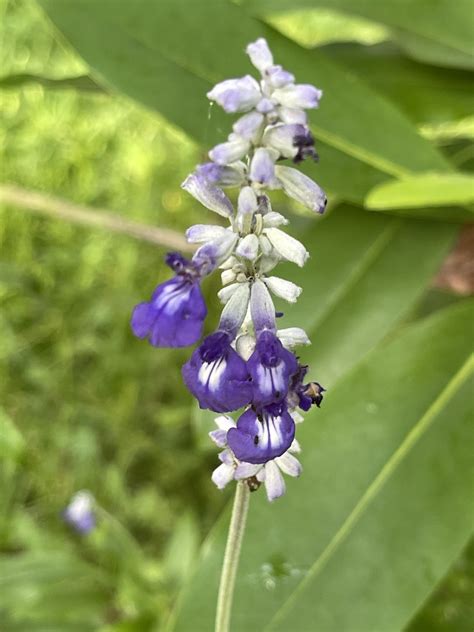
245, 0, 474, 69
366, 173, 474, 210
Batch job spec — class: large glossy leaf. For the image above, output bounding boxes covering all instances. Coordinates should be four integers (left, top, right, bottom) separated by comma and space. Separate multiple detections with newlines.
320, 43, 474, 126
366, 173, 474, 210
245, 0, 474, 69
39, 0, 450, 202
276, 205, 457, 382
170, 300, 474, 631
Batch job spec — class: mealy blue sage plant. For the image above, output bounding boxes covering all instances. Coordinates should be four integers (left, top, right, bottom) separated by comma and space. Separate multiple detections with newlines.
131, 38, 326, 632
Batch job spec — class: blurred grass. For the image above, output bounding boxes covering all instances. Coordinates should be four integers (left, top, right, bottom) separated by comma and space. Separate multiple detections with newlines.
0, 0, 225, 568
0, 0, 472, 630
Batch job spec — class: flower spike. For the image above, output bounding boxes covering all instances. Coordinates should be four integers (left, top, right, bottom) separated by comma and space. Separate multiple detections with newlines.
131, 37, 327, 501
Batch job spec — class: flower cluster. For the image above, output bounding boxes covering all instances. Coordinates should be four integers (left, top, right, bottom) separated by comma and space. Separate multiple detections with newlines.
131, 38, 326, 501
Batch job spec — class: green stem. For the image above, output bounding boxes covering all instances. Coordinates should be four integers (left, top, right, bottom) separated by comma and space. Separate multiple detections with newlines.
215, 481, 250, 632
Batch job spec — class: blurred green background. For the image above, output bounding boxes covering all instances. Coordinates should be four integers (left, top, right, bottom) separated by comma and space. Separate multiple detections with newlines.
0, 1, 473, 631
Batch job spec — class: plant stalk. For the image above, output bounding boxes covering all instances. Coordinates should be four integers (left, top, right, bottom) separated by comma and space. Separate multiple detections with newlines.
215, 481, 250, 632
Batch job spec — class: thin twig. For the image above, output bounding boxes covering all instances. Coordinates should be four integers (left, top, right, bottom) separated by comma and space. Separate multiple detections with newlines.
0, 184, 193, 252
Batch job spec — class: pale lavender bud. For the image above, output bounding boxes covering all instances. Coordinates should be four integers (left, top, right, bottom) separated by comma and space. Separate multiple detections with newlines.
250, 279, 276, 334
181, 173, 234, 217
233, 111, 264, 141
267, 65, 294, 88
256, 98, 276, 114
249, 148, 277, 186
236, 234, 259, 260
209, 136, 250, 166
219, 282, 251, 337
273, 84, 323, 109
238, 186, 258, 215
196, 162, 245, 186
278, 107, 308, 125
207, 76, 261, 113
263, 124, 305, 159
186, 224, 228, 244
236, 186, 258, 233
275, 165, 327, 214
63, 491, 95, 534
246, 38, 273, 74
193, 231, 238, 270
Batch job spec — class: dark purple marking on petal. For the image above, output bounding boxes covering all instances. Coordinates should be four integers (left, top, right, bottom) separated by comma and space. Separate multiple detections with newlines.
227, 403, 295, 464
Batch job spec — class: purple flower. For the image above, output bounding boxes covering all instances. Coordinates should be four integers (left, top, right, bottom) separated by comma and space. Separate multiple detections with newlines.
182, 331, 252, 413
227, 402, 295, 464
63, 491, 96, 534
247, 330, 298, 407
131, 253, 207, 348
288, 364, 326, 411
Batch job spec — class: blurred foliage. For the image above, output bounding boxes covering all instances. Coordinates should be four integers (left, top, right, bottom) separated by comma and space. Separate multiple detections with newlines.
0, 0, 472, 630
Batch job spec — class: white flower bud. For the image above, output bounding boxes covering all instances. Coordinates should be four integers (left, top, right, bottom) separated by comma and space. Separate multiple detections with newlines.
263, 276, 302, 303
250, 279, 276, 333
278, 106, 308, 125
221, 269, 237, 285
186, 224, 227, 243
217, 283, 240, 304
272, 84, 323, 109
264, 227, 309, 267
236, 186, 258, 234
275, 165, 327, 214
259, 253, 281, 274
209, 136, 250, 166
219, 255, 238, 270
236, 333, 256, 360
259, 234, 273, 256
236, 234, 259, 260
277, 327, 311, 348
181, 174, 234, 218
219, 282, 251, 335
262, 212, 289, 228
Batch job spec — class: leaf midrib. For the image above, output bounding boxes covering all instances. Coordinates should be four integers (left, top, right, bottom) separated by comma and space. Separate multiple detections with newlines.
265, 352, 474, 630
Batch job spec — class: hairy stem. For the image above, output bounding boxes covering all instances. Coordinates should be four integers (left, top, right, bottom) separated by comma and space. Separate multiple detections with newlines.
215, 481, 250, 632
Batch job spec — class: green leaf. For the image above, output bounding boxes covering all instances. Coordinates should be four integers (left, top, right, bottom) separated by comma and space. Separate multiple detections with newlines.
170, 300, 474, 631
0, 73, 104, 92
320, 43, 474, 126
38, 0, 450, 201
278, 205, 457, 382
366, 173, 474, 210
245, 0, 474, 69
